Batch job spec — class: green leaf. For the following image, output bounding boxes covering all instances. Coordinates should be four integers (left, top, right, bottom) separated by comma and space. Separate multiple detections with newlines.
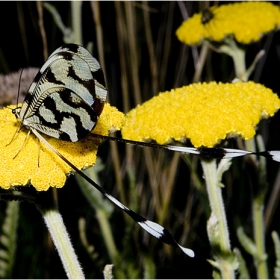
0, 201, 19, 278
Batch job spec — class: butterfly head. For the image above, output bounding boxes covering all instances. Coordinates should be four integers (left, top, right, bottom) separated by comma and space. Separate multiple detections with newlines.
11, 107, 21, 119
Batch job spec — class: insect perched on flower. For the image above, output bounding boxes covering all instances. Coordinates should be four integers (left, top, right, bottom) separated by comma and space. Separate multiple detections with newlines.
7, 44, 195, 257
201, 8, 214, 24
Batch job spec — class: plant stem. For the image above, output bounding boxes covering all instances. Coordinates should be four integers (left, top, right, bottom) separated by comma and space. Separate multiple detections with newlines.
245, 136, 268, 278
224, 37, 269, 278
201, 158, 235, 279
252, 135, 268, 278
253, 199, 268, 278
95, 208, 119, 262
40, 208, 84, 279
219, 38, 247, 81
71, 1, 82, 45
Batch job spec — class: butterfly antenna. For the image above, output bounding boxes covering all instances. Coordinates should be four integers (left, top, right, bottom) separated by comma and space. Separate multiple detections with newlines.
16, 68, 24, 107
31, 128, 195, 258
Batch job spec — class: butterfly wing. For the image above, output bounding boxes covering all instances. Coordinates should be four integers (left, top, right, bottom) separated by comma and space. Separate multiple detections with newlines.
18, 44, 107, 142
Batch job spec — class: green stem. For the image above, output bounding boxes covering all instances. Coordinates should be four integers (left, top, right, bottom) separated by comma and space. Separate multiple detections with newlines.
219, 38, 247, 81
43, 2, 74, 44
40, 208, 84, 279
229, 45, 246, 81
223, 39, 264, 81
222, 37, 269, 278
244, 137, 268, 278
253, 199, 268, 278
95, 208, 119, 262
201, 159, 235, 279
201, 159, 230, 250
71, 1, 83, 45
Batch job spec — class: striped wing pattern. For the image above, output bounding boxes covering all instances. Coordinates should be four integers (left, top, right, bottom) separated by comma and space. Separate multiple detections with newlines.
15, 44, 107, 142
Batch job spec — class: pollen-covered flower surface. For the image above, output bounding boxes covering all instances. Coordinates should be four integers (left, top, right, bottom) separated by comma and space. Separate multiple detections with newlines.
176, 2, 280, 45
0, 103, 124, 191
122, 82, 280, 148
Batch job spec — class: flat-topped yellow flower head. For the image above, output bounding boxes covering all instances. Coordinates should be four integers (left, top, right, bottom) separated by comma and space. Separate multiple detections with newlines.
176, 2, 280, 45
0, 103, 124, 191
122, 82, 280, 148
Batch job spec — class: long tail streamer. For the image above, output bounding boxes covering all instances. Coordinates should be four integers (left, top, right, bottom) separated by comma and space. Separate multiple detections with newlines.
32, 129, 195, 257
33, 130, 280, 258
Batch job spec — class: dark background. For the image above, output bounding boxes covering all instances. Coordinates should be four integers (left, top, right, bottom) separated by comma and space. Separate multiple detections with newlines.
1, 1, 280, 278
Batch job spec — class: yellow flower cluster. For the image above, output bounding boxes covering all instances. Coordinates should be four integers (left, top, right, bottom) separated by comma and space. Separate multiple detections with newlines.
122, 82, 280, 148
176, 2, 280, 45
0, 103, 124, 191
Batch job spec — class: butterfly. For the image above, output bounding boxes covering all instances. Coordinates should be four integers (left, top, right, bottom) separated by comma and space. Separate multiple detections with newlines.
11, 44, 196, 257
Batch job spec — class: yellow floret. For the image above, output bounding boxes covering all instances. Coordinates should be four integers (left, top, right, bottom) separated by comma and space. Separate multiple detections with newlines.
176, 2, 280, 45
122, 82, 280, 148
0, 103, 125, 191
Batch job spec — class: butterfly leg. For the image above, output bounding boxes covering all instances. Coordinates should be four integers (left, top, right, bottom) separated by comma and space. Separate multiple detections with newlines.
36, 137, 43, 168
8, 128, 32, 159
6, 124, 23, 147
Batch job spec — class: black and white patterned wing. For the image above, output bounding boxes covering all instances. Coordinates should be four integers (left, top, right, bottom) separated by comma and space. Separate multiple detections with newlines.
15, 44, 107, 142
